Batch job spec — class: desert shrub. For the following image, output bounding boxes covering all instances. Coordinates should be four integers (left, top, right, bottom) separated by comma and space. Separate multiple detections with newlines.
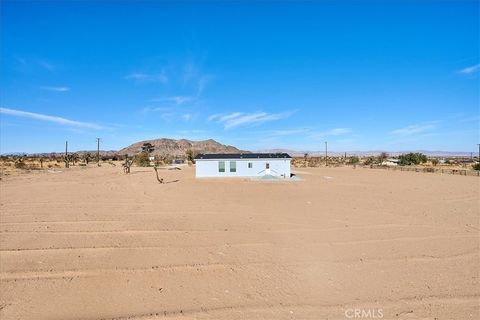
473, 163, 480, 171
14, 158, 26, 169
347, 156, 360, 165
398, 153, 427, 166
135, 152, 150, 167
431, 158, 439, 166
111, 154, 121, 161
363, 156, 376, 165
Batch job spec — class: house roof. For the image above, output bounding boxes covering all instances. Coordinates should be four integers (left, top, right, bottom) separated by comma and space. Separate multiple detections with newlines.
195, 153, 292, 160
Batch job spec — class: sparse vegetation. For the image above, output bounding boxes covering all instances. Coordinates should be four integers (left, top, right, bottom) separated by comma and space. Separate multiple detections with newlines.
135, 152, 150, 167
347, 156, 360, 165
186, 149, 196, 163
379, 152, 388, 163
473, 163, 480, 171
398, 153, 427, 166
123, 154, 134, 173
363, 156, 376, 165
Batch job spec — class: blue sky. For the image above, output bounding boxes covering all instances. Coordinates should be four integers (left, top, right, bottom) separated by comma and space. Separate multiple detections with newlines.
0, 1, 478, 153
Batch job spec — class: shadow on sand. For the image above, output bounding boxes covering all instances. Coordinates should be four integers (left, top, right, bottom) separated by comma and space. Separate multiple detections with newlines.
163, 179, 180, 184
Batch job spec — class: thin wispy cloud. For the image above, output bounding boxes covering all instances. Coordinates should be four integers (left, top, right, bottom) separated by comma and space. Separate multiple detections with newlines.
41, 86, 70, 92
125, 72, 168, 83
325, 128, 351, 136
150, 96, 193, 105
196, 74, 212, 96
0, 107, 105, 130
141, 106, 195, 123
459, 64, 479, 74
308, 127, 352, 140
391, 123, 436, 136
141, 106, 171, 114
209, 111, 294, 129
182, 113, 193, 121
37, 59, 55, 71
258, 128, 310, 137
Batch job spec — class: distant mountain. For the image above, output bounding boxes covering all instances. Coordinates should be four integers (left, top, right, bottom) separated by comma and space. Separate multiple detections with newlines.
257, 149, 475, 157
118, 138, 247, 157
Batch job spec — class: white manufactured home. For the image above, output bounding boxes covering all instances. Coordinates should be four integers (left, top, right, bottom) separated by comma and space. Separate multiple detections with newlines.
195, 153, 292, 178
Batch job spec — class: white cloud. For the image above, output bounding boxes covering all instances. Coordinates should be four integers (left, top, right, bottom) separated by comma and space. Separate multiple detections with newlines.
0, 107, 105, 130
459, 64, 480, 74
41, 86, 70, 92
391, 123, 435, 136
125, 72, 168, 83
209, 111, 294, 129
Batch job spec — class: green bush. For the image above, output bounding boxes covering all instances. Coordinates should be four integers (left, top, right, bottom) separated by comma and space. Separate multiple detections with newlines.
398, 153, 427, 166
347, 156, 360, 164
135, 152, 150, 167
473, 163, 480, 171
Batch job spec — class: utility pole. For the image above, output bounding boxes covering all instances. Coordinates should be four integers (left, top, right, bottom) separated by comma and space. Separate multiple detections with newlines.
325, 141, 328, 167
477, 144, 480, 162
65, 141, 69, 168
96, 138, 100, 166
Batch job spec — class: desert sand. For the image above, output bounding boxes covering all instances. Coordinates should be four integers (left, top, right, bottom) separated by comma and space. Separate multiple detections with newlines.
0, 165, 478, 319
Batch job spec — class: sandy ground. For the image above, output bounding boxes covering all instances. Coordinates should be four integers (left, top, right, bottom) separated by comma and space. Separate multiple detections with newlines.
0, 165, 478, 320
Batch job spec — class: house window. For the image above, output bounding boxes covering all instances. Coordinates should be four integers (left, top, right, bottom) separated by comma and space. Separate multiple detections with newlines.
218, 161, 225, 172
230, 161, 237, 172
248, 162, 253, 168
266, 163, 270, 169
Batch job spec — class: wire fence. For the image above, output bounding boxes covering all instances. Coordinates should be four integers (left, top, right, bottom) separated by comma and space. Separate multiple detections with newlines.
368, 165, 480, 177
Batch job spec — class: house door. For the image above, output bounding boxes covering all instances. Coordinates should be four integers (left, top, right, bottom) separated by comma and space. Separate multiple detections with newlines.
265, 162, 270, 175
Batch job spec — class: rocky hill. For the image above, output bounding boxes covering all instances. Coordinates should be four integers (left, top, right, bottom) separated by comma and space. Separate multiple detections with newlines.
118, 138, 247, 157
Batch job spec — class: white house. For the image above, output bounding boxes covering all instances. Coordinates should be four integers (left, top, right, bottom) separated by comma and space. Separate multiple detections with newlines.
195, 153, 292, 178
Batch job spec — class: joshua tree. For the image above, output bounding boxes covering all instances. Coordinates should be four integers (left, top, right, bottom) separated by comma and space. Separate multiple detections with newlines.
123, 154, 134, 173
142, 142, 154, 154
70, 153, 80, 166
64, 154, 70, 168
82, 152, 92, 164
153, 166, 164, 184
379, 152, 388, 163
186, 149, 195, 163
304, 153, 309, 167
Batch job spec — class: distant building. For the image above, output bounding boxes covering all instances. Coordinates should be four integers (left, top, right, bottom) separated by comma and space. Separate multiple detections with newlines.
195, 153, 292, 178
382, 158, 399, 166
172, 159, 185, 164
